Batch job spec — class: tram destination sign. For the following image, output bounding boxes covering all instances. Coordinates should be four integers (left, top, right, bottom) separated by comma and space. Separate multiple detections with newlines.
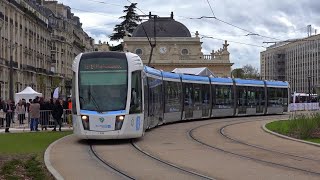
80, 57, 127, 71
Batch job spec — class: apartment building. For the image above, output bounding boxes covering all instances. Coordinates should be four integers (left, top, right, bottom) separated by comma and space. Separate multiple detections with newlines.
261, 35, 320, 94
0, 0, 94, 99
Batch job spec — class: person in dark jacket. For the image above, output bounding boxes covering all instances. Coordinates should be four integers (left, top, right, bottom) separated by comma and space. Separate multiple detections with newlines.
52, 99, 63, 131
4, 100, 14, 133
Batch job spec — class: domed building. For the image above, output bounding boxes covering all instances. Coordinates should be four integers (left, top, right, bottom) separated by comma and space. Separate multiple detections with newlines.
123, 12, 233, 77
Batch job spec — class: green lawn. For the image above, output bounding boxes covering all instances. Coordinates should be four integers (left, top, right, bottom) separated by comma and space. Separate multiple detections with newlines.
0, 131, 72, 180
266, 120, 291, 135
266, 118, 320, 144
0, 131, 72, 155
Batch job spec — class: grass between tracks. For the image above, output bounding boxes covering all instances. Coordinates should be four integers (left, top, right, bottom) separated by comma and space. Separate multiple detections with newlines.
0, 131, 72, 180
266, 113, 320, 143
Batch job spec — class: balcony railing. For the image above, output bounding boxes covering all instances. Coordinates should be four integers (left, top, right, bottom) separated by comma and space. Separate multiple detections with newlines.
203, 55, 212, 60
26, 65, 36, 72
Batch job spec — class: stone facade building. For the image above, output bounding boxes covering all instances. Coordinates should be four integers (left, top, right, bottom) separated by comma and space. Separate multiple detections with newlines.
261, 35, 320, 94
94, 41, 110, 52
123, 13, 233, 77
0, 0, 93, 100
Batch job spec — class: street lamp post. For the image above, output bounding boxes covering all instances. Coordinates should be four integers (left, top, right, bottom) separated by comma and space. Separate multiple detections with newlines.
308, 75, 311, 103
8, 42, 15, 101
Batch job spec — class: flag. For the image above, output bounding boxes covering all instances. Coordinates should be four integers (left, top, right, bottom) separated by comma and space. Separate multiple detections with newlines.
53, 87, 59, 99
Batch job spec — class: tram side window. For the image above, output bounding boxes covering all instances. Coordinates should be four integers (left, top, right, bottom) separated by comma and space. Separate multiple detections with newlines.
164, 81, 182, 113
214, 85, 233, 108
247, 87, 256, 106
148, 77, 163, 116
268, 87, 283, 107
194, 84, 202, 105
130, 71, 142, 114
256, 87, 265, 106
282, 88, 288, 106
184, 83, 193, 106
237, 86, 247, 107
202, 84, 210, 105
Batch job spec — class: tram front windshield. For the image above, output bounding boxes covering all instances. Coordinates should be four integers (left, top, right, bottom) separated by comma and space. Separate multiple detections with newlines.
78, 56, 128, 112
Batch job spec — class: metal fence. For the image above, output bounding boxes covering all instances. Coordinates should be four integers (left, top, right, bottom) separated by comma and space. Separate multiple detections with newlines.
0, 109, 72, 131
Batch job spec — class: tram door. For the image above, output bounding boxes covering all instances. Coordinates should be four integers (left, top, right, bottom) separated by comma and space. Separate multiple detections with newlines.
143, 76, 149, 129
148, 77, 163, 127
237, 86, 247, 114
184, 83, 194, 119
201, 84, 210, 117
256, 87, 265, 113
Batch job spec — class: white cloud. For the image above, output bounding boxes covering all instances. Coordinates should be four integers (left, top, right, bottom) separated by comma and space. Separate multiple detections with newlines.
57, 0, 320, 72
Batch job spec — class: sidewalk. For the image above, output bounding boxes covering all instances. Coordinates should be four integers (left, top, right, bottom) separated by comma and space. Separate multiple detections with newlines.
0, 126, 73, 133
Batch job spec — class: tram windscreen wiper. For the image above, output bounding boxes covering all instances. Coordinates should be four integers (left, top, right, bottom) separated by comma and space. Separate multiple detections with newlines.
88, 89, 103, 113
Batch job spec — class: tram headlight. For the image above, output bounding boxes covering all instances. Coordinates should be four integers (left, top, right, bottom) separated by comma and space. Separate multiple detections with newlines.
115, 115, 125, 130
81, 115, 89, 121
81, 115, 89, 130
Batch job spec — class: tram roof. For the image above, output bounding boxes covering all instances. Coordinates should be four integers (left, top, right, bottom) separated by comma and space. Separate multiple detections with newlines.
265, 80, 289, 87
210, 77, 233, 84
181, 74, 210, 82
162, 71, 180, 79
144, 66, 162, 77
234, 78, 265, 86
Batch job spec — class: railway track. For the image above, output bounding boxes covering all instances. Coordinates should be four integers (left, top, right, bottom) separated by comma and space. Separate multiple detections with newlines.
220, 121, 320, 162
89, 139, 215, 179
89, 143, 135, 180
189, 119, 320, 176
130, 140, 215, 180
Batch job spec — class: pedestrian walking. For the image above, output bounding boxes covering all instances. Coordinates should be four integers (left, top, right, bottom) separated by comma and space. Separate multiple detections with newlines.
16, 100, 25, 124
52, 99, 63, 131
29, 99, 40, 131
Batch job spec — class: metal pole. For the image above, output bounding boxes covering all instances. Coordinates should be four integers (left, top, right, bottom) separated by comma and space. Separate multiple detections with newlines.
308, 75, 311, 103
9, 42, 14, 101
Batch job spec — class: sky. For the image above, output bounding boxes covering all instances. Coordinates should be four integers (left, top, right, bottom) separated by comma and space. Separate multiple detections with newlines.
57, 0, 320, 71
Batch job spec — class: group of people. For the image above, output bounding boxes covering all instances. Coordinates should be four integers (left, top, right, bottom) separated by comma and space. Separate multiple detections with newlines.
0, 97, 72, 133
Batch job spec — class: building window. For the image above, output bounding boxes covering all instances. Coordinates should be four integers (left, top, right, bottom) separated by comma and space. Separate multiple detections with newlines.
181, 48, 189, 55
135, 48, 143, 55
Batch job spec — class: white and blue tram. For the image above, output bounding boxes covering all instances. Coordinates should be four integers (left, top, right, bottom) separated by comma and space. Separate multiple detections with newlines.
72, 52, 289, 139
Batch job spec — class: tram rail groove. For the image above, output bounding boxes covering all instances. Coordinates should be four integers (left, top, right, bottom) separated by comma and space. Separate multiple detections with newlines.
189, 120, 320, 176
89, 144, 135, 180
131, 140, 215, 180
220, 121, 320, 162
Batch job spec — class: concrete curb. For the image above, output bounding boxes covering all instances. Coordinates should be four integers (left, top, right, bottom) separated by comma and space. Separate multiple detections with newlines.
44, 134, 73, 180
262, 121, 320, 147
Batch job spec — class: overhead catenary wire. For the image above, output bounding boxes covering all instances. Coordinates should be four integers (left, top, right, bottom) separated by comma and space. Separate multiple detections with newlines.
67, 0, 295, 48
77, 0, 287, 43
206, 0, 216, 17
199, 34, 267, 48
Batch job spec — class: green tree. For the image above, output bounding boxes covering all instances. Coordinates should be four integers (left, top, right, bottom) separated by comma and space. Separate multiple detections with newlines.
231, 68, 245, 78
52, 76, 61, 91
242, 64, 260, 79
37, 75, 46, 96
109, 3, 141, 51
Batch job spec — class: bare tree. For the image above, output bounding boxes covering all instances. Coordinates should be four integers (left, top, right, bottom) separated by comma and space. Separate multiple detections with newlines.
242, 64, 260, 79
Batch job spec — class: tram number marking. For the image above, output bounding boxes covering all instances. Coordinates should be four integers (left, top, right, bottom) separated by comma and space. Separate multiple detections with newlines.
99, 132, 105, 135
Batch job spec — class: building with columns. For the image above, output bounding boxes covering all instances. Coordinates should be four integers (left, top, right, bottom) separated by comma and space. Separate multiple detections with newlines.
123, 13, 233, 77
0, 0, 93, 100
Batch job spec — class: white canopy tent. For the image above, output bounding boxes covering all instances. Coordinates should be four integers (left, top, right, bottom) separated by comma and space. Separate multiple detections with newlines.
15, 86, 42, 104
172, 67, 216, 77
